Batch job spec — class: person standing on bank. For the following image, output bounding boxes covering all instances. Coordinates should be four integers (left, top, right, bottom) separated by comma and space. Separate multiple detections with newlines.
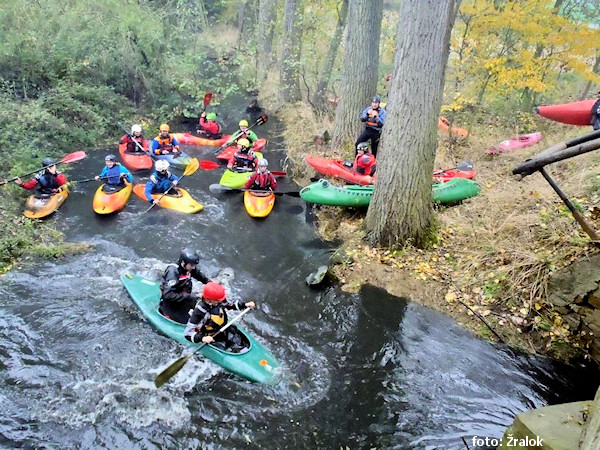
356, 95, 386, 157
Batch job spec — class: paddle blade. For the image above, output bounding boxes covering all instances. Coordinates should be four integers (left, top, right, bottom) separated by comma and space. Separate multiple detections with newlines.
271, 171, 287, 177
200, 160, 220, 170
154, 353, 193, 388
61, 151, 87, 164
183, 158, 200, 176
255, 114, 268, 126
457, 161, 474, 171
203, 92, 213, 108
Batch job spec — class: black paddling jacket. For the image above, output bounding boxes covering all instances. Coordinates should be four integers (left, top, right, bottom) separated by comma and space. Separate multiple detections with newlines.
160, 264, 210, 304
184, 299, 248, 343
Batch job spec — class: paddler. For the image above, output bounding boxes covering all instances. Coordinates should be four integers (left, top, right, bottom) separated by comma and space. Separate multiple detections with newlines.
352, 142, 377, 176
244, 158, 277, 191
151, 123, 181, 156
159, 248, 212, 324
144, 160, 179, 204
356, 95, 385, 157
14, 157, 67, 197
119, 124, 146, 153
197, 112, 223, 139
184, 281, 256, 351
227, 138, 259, 172
95, 154, 133, 187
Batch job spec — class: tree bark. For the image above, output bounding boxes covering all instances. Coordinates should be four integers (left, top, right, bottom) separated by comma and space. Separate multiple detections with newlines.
330, 0, 383, 151
313, 0, 349, 106
237, 0, 258, 44
364, 0, 460, 248
257, 0, 277, 80
580, 54, 600, 100
279, 0, 303, 102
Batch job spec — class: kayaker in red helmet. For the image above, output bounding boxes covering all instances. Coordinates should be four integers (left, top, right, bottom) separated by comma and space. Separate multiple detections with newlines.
197, 112, 223, 139
159, 248, 211, 324
353, 142, 377, 176
356, 95, 386, 157
227, 138, 259, 172
184, 281, 256, 351
244, 158, 277, 191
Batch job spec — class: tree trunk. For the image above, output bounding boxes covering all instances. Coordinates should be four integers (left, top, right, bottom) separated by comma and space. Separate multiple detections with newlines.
279, 0, 303, 102
313, 0, 349, 106
257, 0, 277, 80
237, 0, 258, 44
580, 54, 600, 100
330, 0, 383, 151
364, 0, 460, 248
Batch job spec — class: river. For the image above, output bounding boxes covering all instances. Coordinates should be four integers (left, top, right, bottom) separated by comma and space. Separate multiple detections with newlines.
0, 100, 597, 449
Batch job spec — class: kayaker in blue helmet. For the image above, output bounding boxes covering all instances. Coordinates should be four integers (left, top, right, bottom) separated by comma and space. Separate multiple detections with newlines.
95, 154, 133, 187
356, 95, 386, 157
159, 248, 211, 324
144, 160, 179, 204
184, 281, 256, 351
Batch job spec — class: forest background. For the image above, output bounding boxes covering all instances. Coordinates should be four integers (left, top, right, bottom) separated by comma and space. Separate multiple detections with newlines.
0, 0, 599, 360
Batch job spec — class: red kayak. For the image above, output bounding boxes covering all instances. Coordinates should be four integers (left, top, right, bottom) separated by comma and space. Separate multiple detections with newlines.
433, 169, 477, 182
305, 156, 375, 185
118, 141, 153, 170
535, 99, 595, 126
216, 138, 268, 162
171, 133, 232, 146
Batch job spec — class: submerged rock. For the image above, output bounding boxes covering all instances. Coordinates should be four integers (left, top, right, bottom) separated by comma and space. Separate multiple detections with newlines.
306, 265, 329, 286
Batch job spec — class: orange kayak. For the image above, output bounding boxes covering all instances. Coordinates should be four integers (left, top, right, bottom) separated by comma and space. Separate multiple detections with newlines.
23, 187, 69, 219
216, 138, 267, 162
92, 182, 132, 214
438, 116, 469, 138
132, 184, 203, 213
171, 133, 232, 146
119, 142, 153, 170
244, 191, 275, 218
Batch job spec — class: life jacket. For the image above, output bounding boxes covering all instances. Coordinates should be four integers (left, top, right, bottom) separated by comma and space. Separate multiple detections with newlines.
198, 304, 227, 335
366, 109, 381, 127
127, 135, 145, 153
154, 135, 175, 153
34, 171, 61, 195
354, 154, 376, 176
248, 171, 275, 189
150, 170, 173, 186
233, 150, 256, 170
198, 118, 222, 138
160, 264, 193, 295
105, 164, 124, 185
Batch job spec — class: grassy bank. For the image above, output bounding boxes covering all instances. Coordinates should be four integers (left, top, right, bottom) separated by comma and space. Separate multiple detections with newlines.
272, 99, 600, 362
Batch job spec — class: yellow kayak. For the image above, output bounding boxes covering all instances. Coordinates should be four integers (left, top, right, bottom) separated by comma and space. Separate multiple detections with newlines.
133, 184, 203, 213
23, 187, 69, 219
93, 182, 133, 214
243, 191, 275, 218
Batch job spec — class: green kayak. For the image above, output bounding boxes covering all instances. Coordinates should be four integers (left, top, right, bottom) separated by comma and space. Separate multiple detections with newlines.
219, 152, 263, 188
120, 272, 280, 384
300, 178, 481, 206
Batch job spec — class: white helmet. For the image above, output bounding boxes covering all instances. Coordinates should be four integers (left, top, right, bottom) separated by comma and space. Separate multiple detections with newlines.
155, 160, 170, 172
131, 124, 142, 134
258, 158, 268, 167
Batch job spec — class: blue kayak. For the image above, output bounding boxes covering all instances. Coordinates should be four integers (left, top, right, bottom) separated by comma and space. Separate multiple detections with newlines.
150, 151, 193, 169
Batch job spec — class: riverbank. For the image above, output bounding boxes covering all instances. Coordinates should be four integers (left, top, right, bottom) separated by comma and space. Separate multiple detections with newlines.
271, 100, 600, 365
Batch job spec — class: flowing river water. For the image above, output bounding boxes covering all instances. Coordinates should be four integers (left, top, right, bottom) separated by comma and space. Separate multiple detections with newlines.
1, 103, 597, 449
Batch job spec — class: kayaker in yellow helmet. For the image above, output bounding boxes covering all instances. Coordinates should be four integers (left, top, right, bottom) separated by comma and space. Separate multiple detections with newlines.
151, 123, 181, 155
184, 281, 255, 351
227, 138, 259, 172
159, 248, 211, 324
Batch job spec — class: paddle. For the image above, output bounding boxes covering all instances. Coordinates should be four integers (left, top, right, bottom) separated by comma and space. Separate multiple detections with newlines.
199, 160, 220, 170
143, 158, 199, 213
433, 161, 473, 174
69, 176, 109, 184
1, 151, 87, 186
119, 125, 150, 155
202, 92, 213, 112
154, 307, 251, 388
216, 114, 269, 152
209, 183, 300, 197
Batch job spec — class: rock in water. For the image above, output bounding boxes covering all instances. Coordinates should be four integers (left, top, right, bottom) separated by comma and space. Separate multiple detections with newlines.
306, 265, 329, 286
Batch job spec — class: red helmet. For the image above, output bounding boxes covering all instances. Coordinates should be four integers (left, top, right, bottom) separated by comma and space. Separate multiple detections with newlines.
203, 282, 226, 302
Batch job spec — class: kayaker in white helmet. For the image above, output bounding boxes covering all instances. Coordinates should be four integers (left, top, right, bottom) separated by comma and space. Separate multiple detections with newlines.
144, 159, 179, 204
245, 158, 277, 191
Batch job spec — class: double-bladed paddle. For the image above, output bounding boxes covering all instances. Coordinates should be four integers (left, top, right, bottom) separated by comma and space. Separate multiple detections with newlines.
143, 158, 199, 213
208, 183, 300, 197
433, 160, 473, 174
1, 151, 87, 186
119, 124, 150, 155
154, 307, 251, 388
216, 114, 269, 152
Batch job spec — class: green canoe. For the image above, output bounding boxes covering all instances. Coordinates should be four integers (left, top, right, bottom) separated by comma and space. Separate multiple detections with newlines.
121, 272, 280, 384
300, 178, 481, 206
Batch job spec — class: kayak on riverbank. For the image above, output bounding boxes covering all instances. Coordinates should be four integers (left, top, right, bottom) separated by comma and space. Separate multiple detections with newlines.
535, 99, 595, 126
121, 272, 280, 384
487, 132, 543, 154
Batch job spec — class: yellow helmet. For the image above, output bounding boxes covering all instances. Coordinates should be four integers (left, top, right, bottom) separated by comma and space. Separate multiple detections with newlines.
239, 119, 249, 127
159, 123, 170, 132
237, 138, 251, 148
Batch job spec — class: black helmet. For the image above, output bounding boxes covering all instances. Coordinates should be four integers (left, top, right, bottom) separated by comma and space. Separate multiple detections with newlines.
372, 95, 381, 103
179, 248, 200, 265
42, 157, 55, 167
105, 154, 116, 162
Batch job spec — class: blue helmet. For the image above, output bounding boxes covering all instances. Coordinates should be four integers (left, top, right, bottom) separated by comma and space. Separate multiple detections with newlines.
372, 95, 381, 103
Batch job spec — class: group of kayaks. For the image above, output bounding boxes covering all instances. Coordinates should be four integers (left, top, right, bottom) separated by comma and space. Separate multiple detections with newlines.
301, 155, 481, 207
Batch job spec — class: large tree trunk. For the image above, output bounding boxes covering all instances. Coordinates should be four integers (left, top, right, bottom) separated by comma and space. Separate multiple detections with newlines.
330, 0, 383, 151
580, 54, 600, 100
279, 0, 303, 102
257, 0, 277, 80
237, 0, 258, 45
312, 0, 349, 107
364, 0, 460, 248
